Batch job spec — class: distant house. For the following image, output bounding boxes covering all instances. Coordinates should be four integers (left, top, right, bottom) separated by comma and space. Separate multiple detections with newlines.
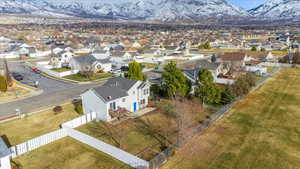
81, 77, 150, 122
50, 50, 75, 68
110, 51, 132, 59
69, 55, 112, 73
218, 52, 250, 70
18, 44, 37, 57
132, 41, 142, 48
0, 137, 11, 169
182, 60, 232, 92
92, 49, 111, 59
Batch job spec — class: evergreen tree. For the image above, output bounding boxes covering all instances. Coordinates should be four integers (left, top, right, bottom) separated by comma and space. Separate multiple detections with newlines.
220, 86, 235, 105
196, 69, 222, 104
198, 41, 211, 49
126, 61, 145, 81
251, 46, 257, 51
162, 62, 189, 98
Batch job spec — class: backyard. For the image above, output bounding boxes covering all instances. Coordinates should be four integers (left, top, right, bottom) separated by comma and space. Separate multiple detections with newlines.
0, 103, 80, 145
13, 137, 132, 169
77, 99, 210, 161
161, 68, 300, 169
64, 73, 113, 82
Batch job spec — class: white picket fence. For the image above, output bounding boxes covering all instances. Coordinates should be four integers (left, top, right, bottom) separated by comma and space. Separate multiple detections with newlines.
66, 127, 149, 169
10, 128, 67, 158
9, 112, 97, 158
61, 112, 97, 129
36, 61, 77, 78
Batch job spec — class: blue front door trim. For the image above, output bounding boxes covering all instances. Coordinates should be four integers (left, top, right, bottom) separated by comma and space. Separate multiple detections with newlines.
133, 102, 137, 112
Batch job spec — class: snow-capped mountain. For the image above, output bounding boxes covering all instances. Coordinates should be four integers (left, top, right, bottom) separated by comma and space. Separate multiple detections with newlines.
249, 0, 300, 19
0, 0, 249, 21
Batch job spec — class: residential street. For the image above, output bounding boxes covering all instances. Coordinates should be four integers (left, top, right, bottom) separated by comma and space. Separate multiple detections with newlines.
0, 81, 105, 118
0, 60, 106, 119
9, 61, 75, 93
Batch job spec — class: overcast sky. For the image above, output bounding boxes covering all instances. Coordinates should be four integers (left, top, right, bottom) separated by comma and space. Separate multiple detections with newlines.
227, 0, 268, 10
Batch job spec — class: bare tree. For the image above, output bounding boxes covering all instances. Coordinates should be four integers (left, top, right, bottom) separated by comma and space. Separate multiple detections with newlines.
4, 58, 12, 87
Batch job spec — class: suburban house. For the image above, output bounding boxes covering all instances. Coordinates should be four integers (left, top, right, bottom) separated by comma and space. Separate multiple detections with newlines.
218, 52, 250, 71
17, 43, 37, 57
69, 55, 112, 73
92, 49, 111, 59
182, 59, 232, 92
0, 137, 11, 169
81, 77, 150, 122
50, 50, 75, 68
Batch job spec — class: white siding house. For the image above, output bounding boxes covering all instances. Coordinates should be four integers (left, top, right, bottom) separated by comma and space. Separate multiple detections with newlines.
0, 138, 11, 169
81, 77, 150, 122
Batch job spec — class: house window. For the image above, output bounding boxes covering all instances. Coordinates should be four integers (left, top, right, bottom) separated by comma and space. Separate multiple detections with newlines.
122, 98, 126, 102
144, 89, 149, 95
110, 102, 116, 110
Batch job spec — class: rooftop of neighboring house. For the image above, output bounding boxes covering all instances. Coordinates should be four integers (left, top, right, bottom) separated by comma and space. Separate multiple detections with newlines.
110, 51, 127, 57
219, 52, 247, 62
72, 55, 111, 66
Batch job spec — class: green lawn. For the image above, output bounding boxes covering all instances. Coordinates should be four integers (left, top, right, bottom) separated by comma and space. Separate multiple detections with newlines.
51, 67, 71, 72
64, 73, 113, 82
0, 104, 80, 145
13, 137, 133, 169
161, 68, 300, 169
77, 99, 209, 161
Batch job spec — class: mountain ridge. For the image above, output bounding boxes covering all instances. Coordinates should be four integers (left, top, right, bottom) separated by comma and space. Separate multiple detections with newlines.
0, 0, 250, 21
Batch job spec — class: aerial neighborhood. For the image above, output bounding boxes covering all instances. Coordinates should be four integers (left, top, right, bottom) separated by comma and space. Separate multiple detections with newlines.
0, 2, 300, 168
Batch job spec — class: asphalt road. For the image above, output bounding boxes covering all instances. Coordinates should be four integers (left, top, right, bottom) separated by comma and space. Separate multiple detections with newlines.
0, 61, 106, 119
9, 61, 75, 93
0, 82, 104, 118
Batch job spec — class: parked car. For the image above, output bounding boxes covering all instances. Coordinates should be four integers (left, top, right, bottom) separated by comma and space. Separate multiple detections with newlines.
32, 68, 41, 74
12, 72, 24, 81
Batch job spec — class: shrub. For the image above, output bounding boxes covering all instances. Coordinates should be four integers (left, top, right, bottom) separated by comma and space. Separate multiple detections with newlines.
220, 86, 235, 105
231, 72, 257, 97
53, 106, 63, 114
75, 103, 83, 115
0, 75, 8, 92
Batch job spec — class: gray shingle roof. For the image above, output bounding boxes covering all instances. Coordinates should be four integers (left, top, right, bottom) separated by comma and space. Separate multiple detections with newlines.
92, 86, 128, 102
104, 77, 138, 91
73, 55, 97, 66
91, 77, 139, 102
0, 137, 10, 158
73, 56, 111, 66
197, 60, 221, 70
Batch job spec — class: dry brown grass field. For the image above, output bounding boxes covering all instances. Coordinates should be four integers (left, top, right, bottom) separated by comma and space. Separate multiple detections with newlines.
161, 68, 300, 169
